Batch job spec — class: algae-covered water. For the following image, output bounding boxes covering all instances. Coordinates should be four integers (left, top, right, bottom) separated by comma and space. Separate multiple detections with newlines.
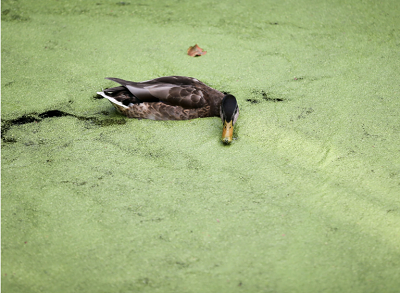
2, 0, 400, 292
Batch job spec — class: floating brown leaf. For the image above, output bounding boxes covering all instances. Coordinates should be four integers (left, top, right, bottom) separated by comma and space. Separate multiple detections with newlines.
187, 44, 207, 57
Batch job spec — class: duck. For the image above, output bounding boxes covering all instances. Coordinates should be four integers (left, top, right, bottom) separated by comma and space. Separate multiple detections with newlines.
97, 76, 239, 144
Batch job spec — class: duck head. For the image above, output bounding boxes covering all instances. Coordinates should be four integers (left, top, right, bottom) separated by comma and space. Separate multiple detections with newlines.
220, 94, 239, 144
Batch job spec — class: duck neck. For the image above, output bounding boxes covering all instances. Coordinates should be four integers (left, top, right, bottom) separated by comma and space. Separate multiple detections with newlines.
210, 91, 225, 117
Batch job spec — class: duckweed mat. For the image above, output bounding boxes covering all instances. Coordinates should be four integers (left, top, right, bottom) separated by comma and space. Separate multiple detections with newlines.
2, 0, 400, 292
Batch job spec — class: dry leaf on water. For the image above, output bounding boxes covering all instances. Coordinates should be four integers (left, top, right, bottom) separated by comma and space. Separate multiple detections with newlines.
187, 44, 207, 57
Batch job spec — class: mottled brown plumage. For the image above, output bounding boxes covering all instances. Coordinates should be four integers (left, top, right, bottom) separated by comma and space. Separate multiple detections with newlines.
97, 76, 239, 143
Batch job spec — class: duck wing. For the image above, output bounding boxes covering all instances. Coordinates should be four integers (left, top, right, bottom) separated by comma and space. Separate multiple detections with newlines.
105, 77, 207, 109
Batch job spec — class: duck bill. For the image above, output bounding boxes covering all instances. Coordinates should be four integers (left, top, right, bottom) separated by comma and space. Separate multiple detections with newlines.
221, 120, 234, 144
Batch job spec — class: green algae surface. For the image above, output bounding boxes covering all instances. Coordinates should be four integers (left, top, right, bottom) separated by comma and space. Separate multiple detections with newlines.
2, 0, 400, 292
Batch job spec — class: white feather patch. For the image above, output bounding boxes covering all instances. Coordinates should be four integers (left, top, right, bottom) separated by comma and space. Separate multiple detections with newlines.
97, 92, 129, 109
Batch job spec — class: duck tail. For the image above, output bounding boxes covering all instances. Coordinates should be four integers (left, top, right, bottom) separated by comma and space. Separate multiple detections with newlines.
97, 91, 129, 112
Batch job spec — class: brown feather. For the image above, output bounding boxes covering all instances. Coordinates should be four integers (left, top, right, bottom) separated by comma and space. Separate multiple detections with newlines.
101, 76, 225, 120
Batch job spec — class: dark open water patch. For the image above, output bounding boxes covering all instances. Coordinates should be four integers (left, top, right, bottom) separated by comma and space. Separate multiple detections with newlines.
246, 89, 286, 104
1, 110, 126, 143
